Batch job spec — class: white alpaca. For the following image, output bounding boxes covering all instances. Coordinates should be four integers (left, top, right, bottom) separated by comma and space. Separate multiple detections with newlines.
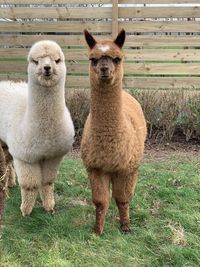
0, 40, 74, 216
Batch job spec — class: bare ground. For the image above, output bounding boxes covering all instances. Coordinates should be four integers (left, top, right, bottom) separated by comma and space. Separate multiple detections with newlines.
144, 141, 200, 163
69, 141, 200, 162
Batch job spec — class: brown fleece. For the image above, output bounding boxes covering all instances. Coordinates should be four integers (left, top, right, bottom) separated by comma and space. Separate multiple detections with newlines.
1, 144, 16, 188
81, 29, 147, 235
0, 144, 7, 221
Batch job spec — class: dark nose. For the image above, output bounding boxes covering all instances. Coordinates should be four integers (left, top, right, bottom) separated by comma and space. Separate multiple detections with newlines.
44, 65, 51, 72
100, 66, 109, 73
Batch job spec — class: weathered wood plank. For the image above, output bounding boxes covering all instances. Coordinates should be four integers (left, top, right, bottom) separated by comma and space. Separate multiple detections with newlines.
66, 75, 89, 88
0, 73, 27, 81
0, 48, 89, 60
0, 61, 88, 73
120, 21, 200, 33
1, 34, 200, 48
0, 0, 197, 5
1, 48, 200, 62
0, 34, 88, 47
124, 36, 200, 48
0, 73, 90, 87
66, 76, 200, 89
0, 7, 112, 19
119, 0, 200, 4
1, 61, 200, 75
0, 21, 111, 33
0, 0, 197, 4
0, 0, 110, 4
67, 76, 200, 89
125, 63, 200, 75
124, 77, 200, 89
112, 0, 118, 39
124, 49, 200, 61
119, 7, 200, 19
1, 3, 199, 19
2, 21, 200, 34
1, 74, 200, 90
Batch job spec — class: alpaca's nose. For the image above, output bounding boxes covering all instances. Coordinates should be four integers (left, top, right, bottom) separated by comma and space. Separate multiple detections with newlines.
44, 65, 51, 72
100, 66, 109, 73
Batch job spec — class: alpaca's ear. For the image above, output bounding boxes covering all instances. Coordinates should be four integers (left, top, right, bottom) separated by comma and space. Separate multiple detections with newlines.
114, 29, 126, 48
84, 30, 96, 49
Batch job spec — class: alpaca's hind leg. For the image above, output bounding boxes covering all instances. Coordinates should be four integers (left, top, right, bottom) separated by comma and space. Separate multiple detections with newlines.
0, 145, 6, 220
7, 163, 16, 187
40, 157, 62, 213
112, 169, 138, 233
14, 159, 41, 216
88, 169, 111, 235
2, 147, 16, 187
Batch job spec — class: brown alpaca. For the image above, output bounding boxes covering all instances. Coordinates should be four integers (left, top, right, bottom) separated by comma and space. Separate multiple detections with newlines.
2, 145, 16, 188
0, 144, 7, 221
81, 29, 147, 235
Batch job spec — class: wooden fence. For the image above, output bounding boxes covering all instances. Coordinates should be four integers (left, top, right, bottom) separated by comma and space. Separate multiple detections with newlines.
1, 0, 200, 89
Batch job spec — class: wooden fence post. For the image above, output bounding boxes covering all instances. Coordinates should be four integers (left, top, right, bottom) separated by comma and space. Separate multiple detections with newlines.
112, 0, 119, 38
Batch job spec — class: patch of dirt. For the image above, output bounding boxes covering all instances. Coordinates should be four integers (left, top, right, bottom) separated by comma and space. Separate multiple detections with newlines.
69, 141, 200, 162
68, 148, 81, 160
145, 141, 200, 162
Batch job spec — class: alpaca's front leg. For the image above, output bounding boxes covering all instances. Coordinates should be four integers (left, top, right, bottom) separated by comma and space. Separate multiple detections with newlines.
40, 157, 63, 213
112, 170, 138, 233
88, 169, 111, 235
14, 159, 41, 216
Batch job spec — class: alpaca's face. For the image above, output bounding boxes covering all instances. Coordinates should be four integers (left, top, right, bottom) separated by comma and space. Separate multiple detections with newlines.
88, 41, 124, 84
28, 41, 66, 87
84, 30, 125, 85
89, 52, 122, 82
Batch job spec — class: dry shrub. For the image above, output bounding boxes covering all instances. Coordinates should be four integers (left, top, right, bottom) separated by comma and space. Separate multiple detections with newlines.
131, 89, 183, 141
66, 89, 90, 146
157, 90, 184, 141
66, 89, 200, 146
177, 93, 200, 141
132, 89, 160, 139
131, 89, 200, 142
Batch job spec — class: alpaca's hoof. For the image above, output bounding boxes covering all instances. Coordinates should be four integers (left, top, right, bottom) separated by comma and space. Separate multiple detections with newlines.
93, 225, 103, 235
20, 206, 32, 217
46, 208, 55, 215
120, 223, 131, 234
8, 177, 16, 188
43, 201, 55, 214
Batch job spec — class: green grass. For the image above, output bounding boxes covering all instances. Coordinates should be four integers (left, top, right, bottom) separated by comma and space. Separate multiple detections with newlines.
1, 157, 200, 267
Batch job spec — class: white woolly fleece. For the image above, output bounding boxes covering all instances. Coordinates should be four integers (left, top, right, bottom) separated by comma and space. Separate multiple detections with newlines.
0, 41, 74, 163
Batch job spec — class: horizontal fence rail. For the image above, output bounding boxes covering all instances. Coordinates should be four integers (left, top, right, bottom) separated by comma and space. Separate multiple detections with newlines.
1, 0, 200, 90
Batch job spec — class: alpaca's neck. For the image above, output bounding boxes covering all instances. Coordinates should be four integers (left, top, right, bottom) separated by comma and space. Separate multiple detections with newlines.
90, 78, 123, 128
26, 79, 65, 121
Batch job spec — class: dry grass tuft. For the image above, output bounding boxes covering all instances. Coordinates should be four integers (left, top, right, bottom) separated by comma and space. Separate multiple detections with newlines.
168, 222, 187, 246
150, 199, 161, 216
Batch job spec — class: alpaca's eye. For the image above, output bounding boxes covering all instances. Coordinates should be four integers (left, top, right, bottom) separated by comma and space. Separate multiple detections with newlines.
55, 58, 61, 64
32, 59, 38, 65
113, 57, 121, 64
90, 58, 98, 66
